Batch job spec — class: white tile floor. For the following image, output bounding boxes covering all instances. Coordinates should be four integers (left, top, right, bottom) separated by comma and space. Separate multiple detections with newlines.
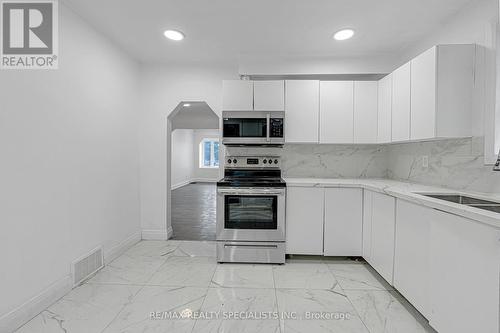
15, 240, 436, 333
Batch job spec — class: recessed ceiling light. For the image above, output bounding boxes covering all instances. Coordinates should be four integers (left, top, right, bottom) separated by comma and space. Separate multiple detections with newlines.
333, 29, 354, 41
183, 103, 191, 107
164, 29, 185, 41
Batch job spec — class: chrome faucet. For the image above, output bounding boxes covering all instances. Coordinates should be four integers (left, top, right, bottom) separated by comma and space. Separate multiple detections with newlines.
494, 149, 500, 171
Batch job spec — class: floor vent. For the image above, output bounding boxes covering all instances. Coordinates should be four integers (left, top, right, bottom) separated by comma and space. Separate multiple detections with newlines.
72, 247, 104, 286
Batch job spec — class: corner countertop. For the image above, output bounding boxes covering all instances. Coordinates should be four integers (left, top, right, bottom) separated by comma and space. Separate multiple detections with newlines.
284, 178, 500, 229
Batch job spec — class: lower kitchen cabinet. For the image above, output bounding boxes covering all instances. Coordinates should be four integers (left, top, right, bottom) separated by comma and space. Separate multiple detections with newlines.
362, 190, 373, 261
285, 186, 324, 255
429, 210, 500, 333
393, 200, 431, 318
367, 191, 396, 284
323, 188, 363, 256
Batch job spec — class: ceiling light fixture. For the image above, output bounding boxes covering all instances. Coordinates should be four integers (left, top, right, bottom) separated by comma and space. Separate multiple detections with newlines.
164, 29, 185, 41
183, 103, 191, 107
333, 29, 354, 41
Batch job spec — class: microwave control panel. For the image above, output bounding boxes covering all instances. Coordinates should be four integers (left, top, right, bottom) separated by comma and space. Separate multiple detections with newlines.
270, 118, 284, 138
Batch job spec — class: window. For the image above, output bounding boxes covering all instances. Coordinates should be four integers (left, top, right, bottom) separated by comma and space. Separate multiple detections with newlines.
199, 138, 219, 168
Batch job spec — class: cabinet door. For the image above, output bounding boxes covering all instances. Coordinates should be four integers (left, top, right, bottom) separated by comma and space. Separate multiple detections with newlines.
411, 47, 437, 140
362, 190, 373, 262
324, 188, 363, 256
429, 210, 500, 333
254, 80, 285, 111
393, 200, 431, 318
370, 192, 396, 284
285, 80, 319, 143
286, 187, 324, 255
391, 63, 411, 141
377, 74, 392, 143
354, 81, 378, 143
320, 81, 354, 143
222, 80, 253, 111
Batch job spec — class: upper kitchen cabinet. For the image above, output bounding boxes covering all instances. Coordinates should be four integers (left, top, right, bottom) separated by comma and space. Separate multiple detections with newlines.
354, 81, 378, 143
377, 74, 392, 143
222, 80, 254, 110
391, 62, 411, 142
320, 81, 354, 143
410, 45, 474, 140
285, 80, 320, 143
253, 80, 285, 111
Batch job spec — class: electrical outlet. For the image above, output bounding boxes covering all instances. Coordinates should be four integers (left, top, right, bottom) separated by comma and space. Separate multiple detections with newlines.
422, 155, 429, 168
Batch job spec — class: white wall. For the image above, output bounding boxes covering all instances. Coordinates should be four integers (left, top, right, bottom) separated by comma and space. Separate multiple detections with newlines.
171, 129, 194, 188
193, 129, 221, 182
139, 64, 237, 237
0, 3, 140, 330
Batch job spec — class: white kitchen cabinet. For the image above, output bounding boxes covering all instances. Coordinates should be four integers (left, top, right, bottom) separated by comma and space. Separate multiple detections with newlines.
362, 190, 373, 262
222, 80, 253, 111
391, 62, 411, 142
393, 200, 431, 318
369, 192, 396, 284
324, 188, 363, 256
286, 187, 324, 255
353, 81, 378, 143
429, 210, 500, 333
285, 80, 319, 143
410, 45, 474, 140
320, 81, 354, 143
253, 80, 285, 111
377, 74, 392, 143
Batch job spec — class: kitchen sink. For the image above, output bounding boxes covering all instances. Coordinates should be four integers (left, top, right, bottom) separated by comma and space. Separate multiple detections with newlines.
417, 193, 500, 213
420, 194, 499, 205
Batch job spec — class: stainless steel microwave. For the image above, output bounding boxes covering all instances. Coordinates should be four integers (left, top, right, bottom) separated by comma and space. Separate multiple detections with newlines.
222, 111, 284, 146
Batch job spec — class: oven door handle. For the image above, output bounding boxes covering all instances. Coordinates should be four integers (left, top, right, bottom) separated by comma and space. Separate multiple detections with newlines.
217, 188, 285, 195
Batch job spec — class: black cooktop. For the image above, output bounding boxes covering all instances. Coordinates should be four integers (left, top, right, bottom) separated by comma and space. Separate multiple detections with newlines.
217, 169, 286, 187
217, 177, 286, 188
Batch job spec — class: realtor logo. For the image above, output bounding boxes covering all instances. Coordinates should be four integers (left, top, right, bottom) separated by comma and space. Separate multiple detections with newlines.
1, 0, 58, 69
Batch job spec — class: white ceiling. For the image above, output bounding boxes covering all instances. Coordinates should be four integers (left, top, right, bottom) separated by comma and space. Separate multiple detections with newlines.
66, 0, 476, 65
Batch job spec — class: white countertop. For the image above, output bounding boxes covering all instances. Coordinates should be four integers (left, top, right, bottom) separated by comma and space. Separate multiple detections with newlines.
284, 178, 500, 229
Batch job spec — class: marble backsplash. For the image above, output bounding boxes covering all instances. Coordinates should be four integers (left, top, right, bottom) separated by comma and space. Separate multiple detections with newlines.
226, 136, 500, 194
225, 144, 388, 178
386, 137, 500, 194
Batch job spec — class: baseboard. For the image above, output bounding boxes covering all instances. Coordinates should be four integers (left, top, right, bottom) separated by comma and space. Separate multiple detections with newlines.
171, 180, 191, 190
0, 231, 142, 332
171, 178, 218, 190
191, 177, 218, 183
142, 229, 169, 240
0, 275, 72, 333
104, 230, 141, 264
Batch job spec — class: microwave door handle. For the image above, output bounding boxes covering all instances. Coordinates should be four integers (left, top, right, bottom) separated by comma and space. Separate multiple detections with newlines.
266, 114, 270, 142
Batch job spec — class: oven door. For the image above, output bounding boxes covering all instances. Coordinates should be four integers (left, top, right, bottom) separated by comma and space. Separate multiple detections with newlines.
222, 111, 284, 145
216, 187, 286, 242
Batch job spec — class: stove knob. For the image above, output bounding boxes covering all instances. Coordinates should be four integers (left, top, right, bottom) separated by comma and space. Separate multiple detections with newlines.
227, 159, 232, 164
274, 159, 279, 164
233, 159, 237, 164
268, 159, 273, 164
263, 159, 267, 164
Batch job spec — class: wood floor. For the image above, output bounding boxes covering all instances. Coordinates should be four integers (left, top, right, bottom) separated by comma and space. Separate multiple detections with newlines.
171, 182, 216, 241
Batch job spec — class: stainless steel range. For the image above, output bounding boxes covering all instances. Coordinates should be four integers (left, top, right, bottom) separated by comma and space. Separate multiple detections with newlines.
216, 156, 286, 264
